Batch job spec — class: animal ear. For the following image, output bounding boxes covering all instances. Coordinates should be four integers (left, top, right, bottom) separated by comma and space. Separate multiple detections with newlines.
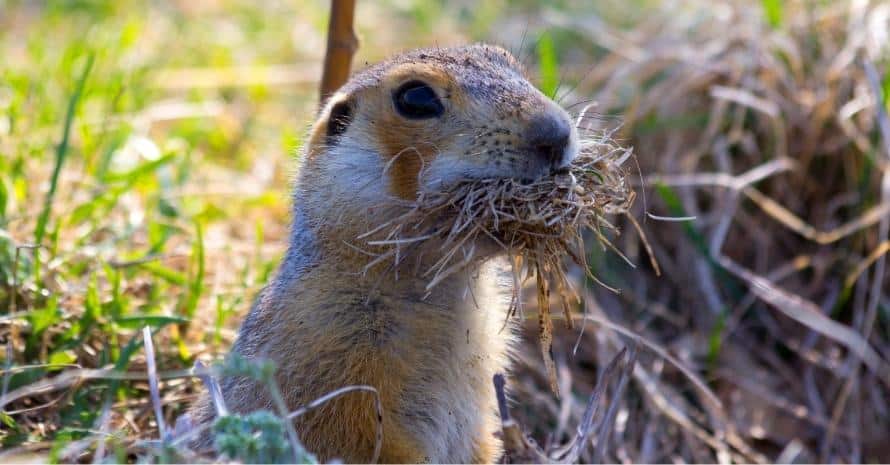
326, 99, 353, 143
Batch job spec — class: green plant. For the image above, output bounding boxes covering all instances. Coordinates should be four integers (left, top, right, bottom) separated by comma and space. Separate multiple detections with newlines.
212, 411, 299, 464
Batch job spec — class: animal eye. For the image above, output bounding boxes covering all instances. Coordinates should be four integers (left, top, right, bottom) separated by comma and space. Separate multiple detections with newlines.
393, 81, 444, 119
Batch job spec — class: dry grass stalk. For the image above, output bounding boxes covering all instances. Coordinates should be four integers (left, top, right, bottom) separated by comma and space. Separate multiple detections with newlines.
319, 0, 358, 103
493, 345, 637, 463
142, 327, 168, 441
361, 130, 635, 392
284, 385, 384, 464
528, 0, 890, 461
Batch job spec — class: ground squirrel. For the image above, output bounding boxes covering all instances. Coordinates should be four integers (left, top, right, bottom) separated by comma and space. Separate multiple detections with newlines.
187, 44, 579, 463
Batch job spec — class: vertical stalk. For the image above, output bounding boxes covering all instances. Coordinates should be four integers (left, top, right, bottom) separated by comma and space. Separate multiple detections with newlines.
319, 0, 358, 104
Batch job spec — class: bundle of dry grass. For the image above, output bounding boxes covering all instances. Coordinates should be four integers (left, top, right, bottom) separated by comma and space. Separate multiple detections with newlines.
497, 0, 890, 462
359, 129, 637, 392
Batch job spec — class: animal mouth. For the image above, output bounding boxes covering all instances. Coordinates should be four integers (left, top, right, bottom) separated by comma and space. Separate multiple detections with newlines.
473, 161, 573, 185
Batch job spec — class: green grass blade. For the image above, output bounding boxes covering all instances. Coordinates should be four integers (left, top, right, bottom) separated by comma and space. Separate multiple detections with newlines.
0, 175, 8, 221
184, 220, 205, 320
139, 262, 188, 285
114, 314, 189, 329
761, 0, 783, 29
33, 53, 94, 247
536, 31, 559, 98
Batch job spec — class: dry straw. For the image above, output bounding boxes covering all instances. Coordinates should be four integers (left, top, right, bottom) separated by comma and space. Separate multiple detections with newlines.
359, 126, 640, 392
526, 0, 890, 462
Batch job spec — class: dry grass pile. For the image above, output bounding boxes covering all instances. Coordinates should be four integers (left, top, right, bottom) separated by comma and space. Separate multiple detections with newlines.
361, 129, 637, 393
499, 0, 890, 462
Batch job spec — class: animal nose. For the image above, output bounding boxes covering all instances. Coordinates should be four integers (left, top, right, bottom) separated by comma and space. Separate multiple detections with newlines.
526, 113, 571, 167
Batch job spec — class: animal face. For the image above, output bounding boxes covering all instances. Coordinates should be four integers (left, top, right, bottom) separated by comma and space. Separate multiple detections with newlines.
304, 44, 579, 203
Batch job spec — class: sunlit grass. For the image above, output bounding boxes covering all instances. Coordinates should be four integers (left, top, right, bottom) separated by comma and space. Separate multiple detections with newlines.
0, 2, 312, 455
2, 0, 888, 463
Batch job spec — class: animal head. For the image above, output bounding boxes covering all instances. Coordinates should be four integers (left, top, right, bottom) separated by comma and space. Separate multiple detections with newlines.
297, 44, 579, 263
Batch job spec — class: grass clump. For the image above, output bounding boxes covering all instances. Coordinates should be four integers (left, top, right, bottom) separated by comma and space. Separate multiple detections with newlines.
507, 0, 890, 462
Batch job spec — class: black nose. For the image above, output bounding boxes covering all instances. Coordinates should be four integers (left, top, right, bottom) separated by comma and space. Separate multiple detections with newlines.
526, 113, 571, 167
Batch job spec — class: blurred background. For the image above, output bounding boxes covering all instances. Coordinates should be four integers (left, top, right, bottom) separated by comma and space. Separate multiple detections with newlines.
1, 0, 889, 462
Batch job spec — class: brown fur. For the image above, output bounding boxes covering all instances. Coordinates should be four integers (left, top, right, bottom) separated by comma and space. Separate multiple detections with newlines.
185, 44, 578, 464
372, 64, 458, 199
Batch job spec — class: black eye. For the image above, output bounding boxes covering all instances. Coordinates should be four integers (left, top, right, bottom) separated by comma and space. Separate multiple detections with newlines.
393, 81, 444, 119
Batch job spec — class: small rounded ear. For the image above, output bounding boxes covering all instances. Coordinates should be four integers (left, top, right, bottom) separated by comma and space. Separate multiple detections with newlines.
326, 100, 353, 143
